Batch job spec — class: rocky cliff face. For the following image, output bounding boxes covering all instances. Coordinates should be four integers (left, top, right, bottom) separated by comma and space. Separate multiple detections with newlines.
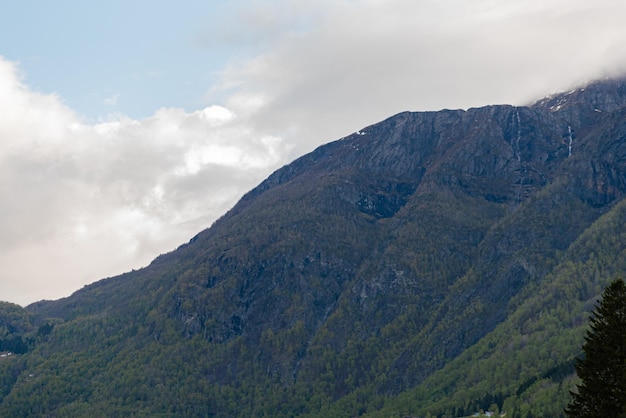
16, 77, 626, 417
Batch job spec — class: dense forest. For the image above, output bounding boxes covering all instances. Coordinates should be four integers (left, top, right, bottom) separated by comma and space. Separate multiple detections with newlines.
1, 78, 626, 417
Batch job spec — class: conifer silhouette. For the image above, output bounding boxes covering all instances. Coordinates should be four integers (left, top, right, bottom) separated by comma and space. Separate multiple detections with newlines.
565, 278, 626, 417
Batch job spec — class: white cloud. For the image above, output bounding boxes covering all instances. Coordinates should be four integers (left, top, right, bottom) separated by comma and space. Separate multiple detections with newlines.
208, 0, 626, 159
0, 57, 289, 306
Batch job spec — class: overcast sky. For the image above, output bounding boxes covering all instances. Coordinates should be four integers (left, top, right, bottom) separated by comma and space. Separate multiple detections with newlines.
2, 0, 626, 306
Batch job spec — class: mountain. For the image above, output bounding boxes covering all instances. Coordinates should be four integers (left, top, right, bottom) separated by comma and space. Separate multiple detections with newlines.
2, 77, 626, 417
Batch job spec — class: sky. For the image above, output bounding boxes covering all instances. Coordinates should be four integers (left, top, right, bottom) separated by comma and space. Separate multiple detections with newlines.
1, 0, 626, 306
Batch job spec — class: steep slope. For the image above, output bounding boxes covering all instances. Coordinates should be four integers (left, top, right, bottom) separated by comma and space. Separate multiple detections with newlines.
2, 77, 626, 417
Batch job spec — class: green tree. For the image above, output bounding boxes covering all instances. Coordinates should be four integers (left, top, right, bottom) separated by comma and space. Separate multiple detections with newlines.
565, 278, 626, 417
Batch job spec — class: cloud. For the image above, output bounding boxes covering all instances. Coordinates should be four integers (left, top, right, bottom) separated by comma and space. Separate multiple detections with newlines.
197, 0, 329, 51
0, 57, 289, 305
103, 93, 120, 106
209, 0, 626, 158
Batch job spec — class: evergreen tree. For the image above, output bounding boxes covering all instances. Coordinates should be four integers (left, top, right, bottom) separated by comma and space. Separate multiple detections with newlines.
565, 278, 626, 417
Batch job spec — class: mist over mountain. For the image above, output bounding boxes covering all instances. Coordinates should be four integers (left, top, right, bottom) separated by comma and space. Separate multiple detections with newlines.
2, 77, 626, 417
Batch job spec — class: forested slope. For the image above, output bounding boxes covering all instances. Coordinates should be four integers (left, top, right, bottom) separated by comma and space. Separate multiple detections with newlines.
367, 196, 626, 417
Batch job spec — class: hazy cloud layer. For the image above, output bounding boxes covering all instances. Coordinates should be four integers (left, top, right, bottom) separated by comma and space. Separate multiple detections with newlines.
213, 0, 626, 157
3, 0, 626, 305
0, 58, 288, 305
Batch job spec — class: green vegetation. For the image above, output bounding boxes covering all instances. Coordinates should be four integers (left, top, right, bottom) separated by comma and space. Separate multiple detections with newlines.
364, 195, 626, 417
